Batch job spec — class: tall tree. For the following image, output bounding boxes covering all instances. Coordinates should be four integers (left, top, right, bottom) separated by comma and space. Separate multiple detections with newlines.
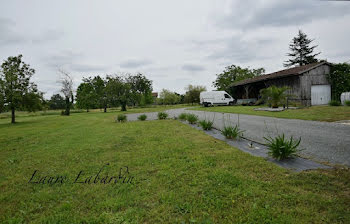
76, 78, 96, 112
0, 55, 40, 123
58, 69, 73, 115
184, 85, 206, 105
106, 76, 131, 111
158, 89, 181, 105
284, 30, 321, 67
213, 65, 264, 95
91, 76, 108, 112
126, 73, 153, 106
49, 94, 66, 110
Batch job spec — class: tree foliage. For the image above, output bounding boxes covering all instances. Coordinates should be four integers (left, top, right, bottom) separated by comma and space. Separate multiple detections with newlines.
126, 73, 153, 106
213, 65, 264, 95
0, 55, 41, 123
49, 94, 65, 110
260, 85, 291, 108
184, 85, 206, 104
158, 89, 181, 105
328, 63, 350, 101
76, 78, 96, 112
106, 76, 132, 111
284, 30, 320, 67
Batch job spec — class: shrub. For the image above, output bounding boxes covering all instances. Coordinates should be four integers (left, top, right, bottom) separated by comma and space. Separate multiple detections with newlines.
329, 100, 341, 106
199, 120, 214, 130
178, 113, 188, 121
157, 112, 168, 120
264, 134, 301, 160
186, 114, 198, 124
345, 100, 350, 106
137, 114, 147, 121
221, 125, 244, 140
116, 114, 127, 122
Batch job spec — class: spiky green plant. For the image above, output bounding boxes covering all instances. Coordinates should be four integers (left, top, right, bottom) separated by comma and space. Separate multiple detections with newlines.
186, 114, 198, 124
157, 112, 168, 120
260, 85, 291, 108
178, 113, 188, 121
137, 114, 147, 121
199, 120, 214, 130
116, 114, 127, 122
264, 134, 301, 160
221, 125, 244, 140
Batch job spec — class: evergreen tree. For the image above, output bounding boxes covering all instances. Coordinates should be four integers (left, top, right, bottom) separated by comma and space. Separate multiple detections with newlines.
284, 30, 320, 67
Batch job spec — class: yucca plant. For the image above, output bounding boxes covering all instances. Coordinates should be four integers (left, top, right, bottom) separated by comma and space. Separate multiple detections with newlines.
186, 114, 198, 124
264, 134, 301, 160
137, 114, 147, 121
221, 125, 244, 140
329, 100, 341, 106
260, 85, 291, 108
178, 113, 188, 121
157, 112, 168, 120
116, 114, 127, 122
199, 120, 214, 130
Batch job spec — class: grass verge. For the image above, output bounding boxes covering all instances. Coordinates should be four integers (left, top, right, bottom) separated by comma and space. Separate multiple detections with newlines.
0, 112, 349, 223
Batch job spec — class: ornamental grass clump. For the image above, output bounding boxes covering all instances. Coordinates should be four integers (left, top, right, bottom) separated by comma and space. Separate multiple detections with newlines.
137, 114, 147, 121
264, 134, 301, 160
186, 114, 198, 124
178, 113, 188, 121
199, 120, 214, 130
116, 114, 127, 122
157, 112, 168, 120
221, 125, 244, 140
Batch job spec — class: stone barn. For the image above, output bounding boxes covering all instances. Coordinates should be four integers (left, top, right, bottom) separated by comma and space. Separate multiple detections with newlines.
230, 62, 332, 106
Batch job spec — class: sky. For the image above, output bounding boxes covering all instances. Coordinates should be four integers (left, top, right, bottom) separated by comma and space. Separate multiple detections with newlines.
0, 0, 350, 98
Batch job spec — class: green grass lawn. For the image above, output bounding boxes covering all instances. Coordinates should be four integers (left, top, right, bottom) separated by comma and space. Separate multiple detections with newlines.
190, 105, 350, 122
0, 110, 349, 223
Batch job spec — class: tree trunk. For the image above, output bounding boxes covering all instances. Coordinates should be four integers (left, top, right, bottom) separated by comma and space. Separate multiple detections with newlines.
121, 103, 127, 111
65, 97, 70, 115
104, 106, 107, 113
11, 107, 15, 123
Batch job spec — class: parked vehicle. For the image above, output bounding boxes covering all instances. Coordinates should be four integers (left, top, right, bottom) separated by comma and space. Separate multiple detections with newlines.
236, 98, 257, 106
340, 92, 350, 105
200, 91, 235, 107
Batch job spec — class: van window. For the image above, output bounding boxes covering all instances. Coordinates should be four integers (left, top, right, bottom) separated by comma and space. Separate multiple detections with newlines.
224, 94, 231, 99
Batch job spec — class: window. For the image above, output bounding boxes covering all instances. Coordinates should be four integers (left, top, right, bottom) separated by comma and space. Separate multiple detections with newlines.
224, 94, 231, 99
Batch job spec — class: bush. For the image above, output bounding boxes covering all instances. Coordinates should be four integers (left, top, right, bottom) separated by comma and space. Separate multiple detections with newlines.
264, 134, 301, 160
137, 114, 147, 121
116, 114, 127, 122
178, 113, 188, 121
199, 120, 213, 130
186, 114, 198, 124
221, 125, 244, 140
157, 112, 168, 120
345, 100, 350, 106
329, 100, 341, 106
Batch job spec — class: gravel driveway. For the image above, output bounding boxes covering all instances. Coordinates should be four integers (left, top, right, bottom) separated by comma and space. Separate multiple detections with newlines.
127, 108, 350, 166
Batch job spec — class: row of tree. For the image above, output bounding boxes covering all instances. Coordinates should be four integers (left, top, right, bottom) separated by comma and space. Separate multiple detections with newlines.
75, 74, 153, 112
156, 85, 206, 105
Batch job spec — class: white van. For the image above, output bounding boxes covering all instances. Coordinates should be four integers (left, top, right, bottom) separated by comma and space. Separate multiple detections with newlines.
200, 91, 235, 107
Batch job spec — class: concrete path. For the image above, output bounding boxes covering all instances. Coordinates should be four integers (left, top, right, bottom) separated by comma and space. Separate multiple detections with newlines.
127, 108, 350, 166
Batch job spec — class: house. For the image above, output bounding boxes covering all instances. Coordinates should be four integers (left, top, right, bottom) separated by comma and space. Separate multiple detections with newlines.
230, 62, 331, 106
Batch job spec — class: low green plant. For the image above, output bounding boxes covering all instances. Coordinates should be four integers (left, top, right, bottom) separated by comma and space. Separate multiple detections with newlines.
116, 114, 127, 122
199, 120, 214, 130
329, 100, 341, 106
186, 114, 198, 124
221, 125, 244, 140
138, 114, 147, 121
345, 100, 350, 106
264, 134, 301, 160
178, 113, 188, 120
157, 112, 168, 120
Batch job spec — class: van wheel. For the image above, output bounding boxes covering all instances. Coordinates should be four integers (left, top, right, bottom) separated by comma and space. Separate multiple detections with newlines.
229, 102, 234, 106
203, 102, 208, 107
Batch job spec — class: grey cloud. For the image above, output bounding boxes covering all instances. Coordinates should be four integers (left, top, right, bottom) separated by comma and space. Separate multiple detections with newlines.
70, 63, 108, 72
0, 18, 26, 45
182, 64, 205, 72
120, 59, 153, 68
218, 0, 350, 29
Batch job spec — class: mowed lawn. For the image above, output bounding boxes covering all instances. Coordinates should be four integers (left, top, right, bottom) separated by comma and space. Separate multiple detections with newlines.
191, 105, 350, 122
0, 110, 349, 223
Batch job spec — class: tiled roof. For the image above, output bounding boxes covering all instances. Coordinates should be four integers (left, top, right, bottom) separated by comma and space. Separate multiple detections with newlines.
232, 62, 328, 87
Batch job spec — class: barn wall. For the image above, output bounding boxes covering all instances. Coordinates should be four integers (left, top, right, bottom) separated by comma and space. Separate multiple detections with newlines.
299, 65, 330, 106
